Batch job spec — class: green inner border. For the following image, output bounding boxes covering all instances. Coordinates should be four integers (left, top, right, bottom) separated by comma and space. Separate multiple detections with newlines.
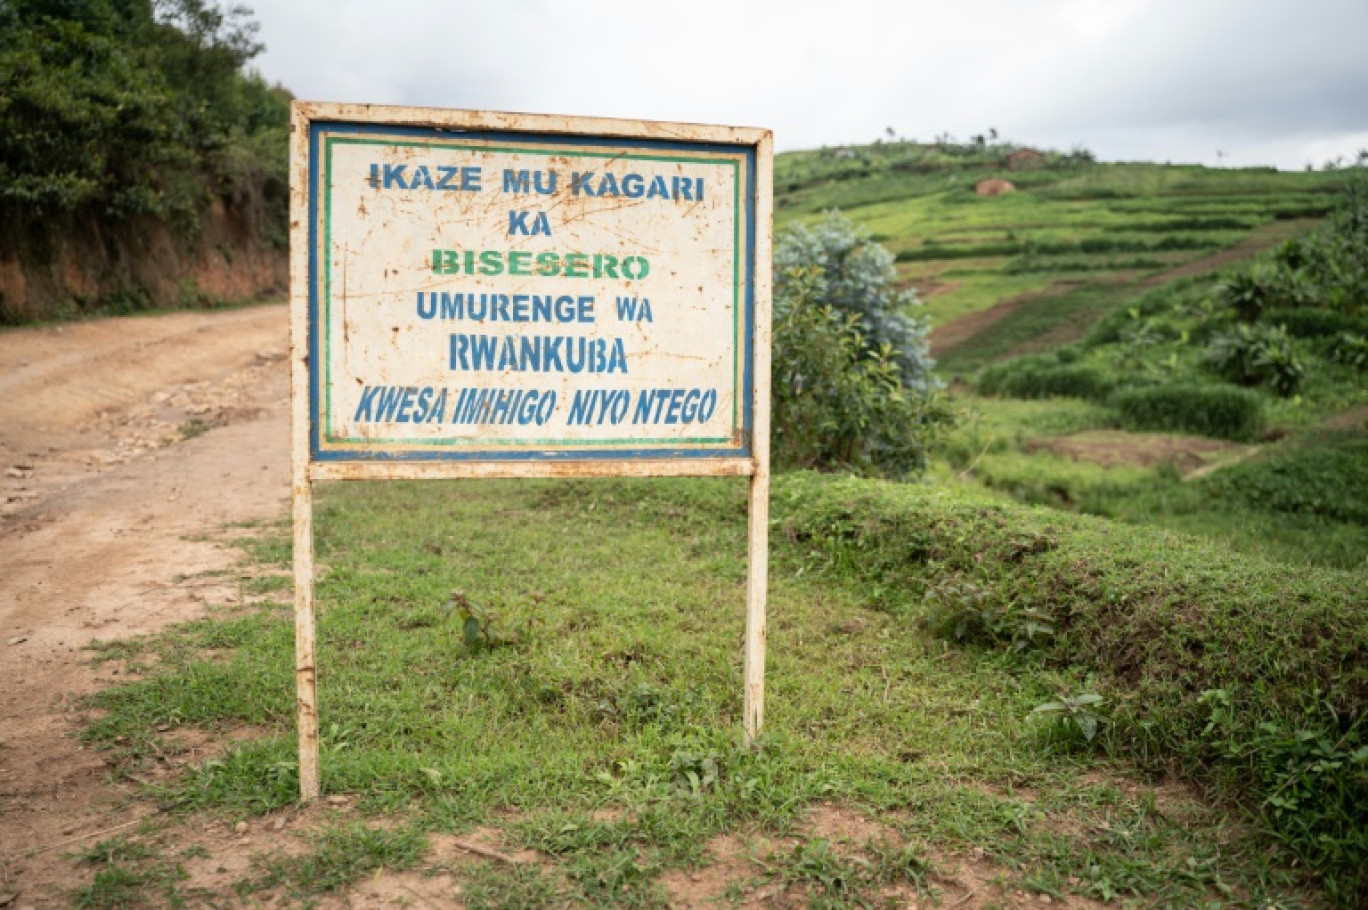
319, 133, 747, 450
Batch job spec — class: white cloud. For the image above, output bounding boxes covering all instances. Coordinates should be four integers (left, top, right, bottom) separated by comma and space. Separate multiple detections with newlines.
247, 0, 1368, 169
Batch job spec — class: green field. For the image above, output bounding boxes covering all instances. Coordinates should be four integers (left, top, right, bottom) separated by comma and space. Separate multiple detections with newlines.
775, 142, 1343, 373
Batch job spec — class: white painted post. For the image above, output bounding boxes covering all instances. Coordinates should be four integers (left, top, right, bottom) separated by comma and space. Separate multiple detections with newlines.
288, 105, 321, 802
744, 131, 774, 746
292, 476, 320, 801
743, 469, 770, 744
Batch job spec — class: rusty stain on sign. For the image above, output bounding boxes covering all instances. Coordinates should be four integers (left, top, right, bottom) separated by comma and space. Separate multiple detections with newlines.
289, 103, 773, 801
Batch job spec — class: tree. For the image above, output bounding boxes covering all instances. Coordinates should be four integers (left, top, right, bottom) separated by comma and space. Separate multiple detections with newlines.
770, 214, 951, 477
771, 269, 950, 476
0, 0, 287, 223
773, 211, 937, 392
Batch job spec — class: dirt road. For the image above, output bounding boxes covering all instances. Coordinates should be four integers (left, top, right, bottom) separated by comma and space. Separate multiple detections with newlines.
0, 305, 291, 906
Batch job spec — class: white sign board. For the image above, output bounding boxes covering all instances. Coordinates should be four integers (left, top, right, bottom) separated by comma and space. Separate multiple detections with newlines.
289, 104, 773, 801
302, 111, 766, 467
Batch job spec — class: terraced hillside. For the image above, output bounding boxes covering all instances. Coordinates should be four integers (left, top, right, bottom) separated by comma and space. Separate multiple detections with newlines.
775, 142, 1343, 373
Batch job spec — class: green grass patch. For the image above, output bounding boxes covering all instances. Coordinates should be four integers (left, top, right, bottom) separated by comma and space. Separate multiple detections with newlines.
779, 472, 1367, 903
1111, 383, 1266, 440
78, 473, 1360, 905
941, 423, 1368, 571
1199, 431, 1368, 523
939, 280, 1144, 374
460, 863, 569, 910
70, 835, 196, 909
239, 823, 427, 900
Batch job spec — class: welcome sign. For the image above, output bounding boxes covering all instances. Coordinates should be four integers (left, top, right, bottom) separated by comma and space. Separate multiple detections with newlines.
289, 104, 773, 801
304, 111, 764, 463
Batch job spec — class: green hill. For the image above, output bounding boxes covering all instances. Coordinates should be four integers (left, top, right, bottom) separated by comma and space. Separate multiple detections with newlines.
775, 139, 1368, 574
775, 141, 1344, 373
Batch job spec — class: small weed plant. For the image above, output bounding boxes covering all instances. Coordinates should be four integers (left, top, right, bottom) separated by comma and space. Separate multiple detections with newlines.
922, 578, 1055, 652
1199, 689, 1368, 905
1204, 322, 1305, 395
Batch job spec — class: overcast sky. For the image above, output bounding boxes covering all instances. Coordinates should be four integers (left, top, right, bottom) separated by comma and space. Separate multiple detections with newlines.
247, 0, 1368, 171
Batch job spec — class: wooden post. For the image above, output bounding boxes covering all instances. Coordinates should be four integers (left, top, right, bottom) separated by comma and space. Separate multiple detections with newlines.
743, 130, 774, 746
292, 476, 320, 801
289, 105, 320, 802
743, 468, 770, 744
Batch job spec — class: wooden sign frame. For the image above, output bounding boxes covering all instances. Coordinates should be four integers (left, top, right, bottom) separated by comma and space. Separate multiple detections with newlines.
289, 102, 773, 801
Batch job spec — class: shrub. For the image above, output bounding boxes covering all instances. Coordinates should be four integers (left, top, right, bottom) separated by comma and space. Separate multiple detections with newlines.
771, 268, 951, 477
1330, 332, 1368, 370
1221, 270, 1274, 322
0, 0, 286, 224
1263, 307, 1368, 339
978, 360, 1117, 402
1295, 177, 1368, 314
774, 212, 936, 392
1203, 323, 1304, 396
1110, 383, 1265, 440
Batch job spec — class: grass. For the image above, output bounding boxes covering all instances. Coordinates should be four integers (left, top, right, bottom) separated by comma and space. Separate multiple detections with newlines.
78, 472, 1359, 906
69, 835, 196, 909
937, 278, 1150, 374
61, 142, 1365, 907
239, 822, 427, 900
933, 392, 1368, 570
763, 836, 933, 907
460, 863, 568, 909
960, 448, 1368, 571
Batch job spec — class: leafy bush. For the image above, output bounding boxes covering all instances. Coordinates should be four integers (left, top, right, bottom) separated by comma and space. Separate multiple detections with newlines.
1217, 178, 1368, 323
1263, 307, 1368, 339
1330, 332, 1368, 370
1203, 323, 1304, 396
978, 357, 1117, 402
1110, 383, 1265, 440
1199, 434, 1368, 524
1288, 177, 1368, 314
774, 211, 936, 392
771, 268, 950, 477
1221, 270, 1275, 322
0, 0, 290, 251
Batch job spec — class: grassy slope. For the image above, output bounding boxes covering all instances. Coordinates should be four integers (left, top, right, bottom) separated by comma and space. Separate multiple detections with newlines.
775, 144, 1341, 373
932, 393, 1368, 571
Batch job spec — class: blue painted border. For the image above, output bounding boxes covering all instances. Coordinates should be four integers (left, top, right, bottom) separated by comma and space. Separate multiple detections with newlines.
307, 121, 758, 463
